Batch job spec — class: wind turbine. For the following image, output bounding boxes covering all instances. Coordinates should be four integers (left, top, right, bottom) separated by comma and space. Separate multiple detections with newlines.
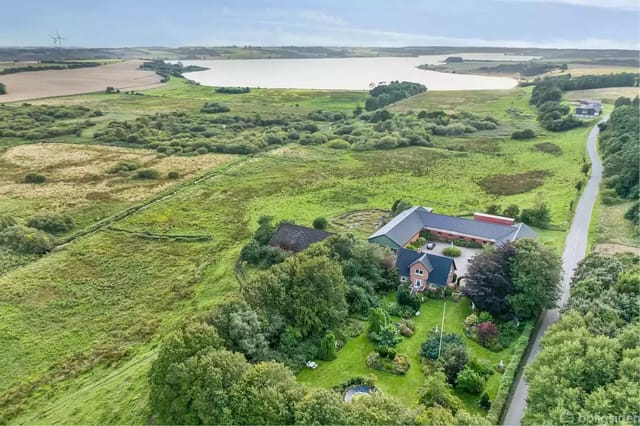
55, 31, 64, 49
49, 33, 59, 48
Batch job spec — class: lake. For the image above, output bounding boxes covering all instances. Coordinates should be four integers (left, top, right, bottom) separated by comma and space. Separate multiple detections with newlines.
181, 53, 538, 91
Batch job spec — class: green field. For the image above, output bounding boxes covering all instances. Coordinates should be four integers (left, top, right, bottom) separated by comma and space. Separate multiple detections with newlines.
0, 81, 595, 423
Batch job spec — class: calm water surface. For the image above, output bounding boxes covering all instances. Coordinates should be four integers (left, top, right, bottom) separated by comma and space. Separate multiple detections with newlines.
181, 53, 538, 91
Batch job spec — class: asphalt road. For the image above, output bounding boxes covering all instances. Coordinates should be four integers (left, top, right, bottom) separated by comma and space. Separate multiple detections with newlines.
502, 121, 604, 426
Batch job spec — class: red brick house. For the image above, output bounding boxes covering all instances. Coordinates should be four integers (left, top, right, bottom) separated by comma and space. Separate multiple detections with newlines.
396, 248, 456, 293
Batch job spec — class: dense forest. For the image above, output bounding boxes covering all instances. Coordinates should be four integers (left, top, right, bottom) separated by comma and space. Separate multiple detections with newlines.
364, 81, 427, 111
524, 254, 640, 424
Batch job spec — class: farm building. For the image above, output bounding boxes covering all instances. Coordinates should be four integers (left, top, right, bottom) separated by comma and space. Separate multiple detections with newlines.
268, 222, 333, 253
368, 206, 536, 250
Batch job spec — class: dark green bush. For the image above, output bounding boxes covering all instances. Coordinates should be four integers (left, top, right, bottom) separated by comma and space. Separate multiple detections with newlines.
420, 332, 464, 360
365, 351, 410, 375
324, 138, 350, 149
27, 214, 74, 234
200, 102, 230, 113
396, 285, 421, 311
455, 367, 485, 394
0, 225, 54, 254
23, 172, 46, 184
167, 171, 180, 179
312, 217, 328, 230
135, 168, 161, 179
107, 161, 140, 174
240, 239, 286, 268
442, 247, 461, 257
511, 129, 536, 140
479, 393, 491, 409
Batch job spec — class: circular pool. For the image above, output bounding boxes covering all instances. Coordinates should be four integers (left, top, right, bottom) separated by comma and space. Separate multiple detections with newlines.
344, 385, 375, 402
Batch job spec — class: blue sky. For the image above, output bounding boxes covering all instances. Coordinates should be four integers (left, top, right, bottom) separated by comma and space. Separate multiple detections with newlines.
1, 0, 638, 49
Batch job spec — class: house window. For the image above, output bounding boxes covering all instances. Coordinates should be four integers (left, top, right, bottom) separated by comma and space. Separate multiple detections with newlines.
414, 269, 424, 275
414, 279, 422, 285
400, 276, 408, 282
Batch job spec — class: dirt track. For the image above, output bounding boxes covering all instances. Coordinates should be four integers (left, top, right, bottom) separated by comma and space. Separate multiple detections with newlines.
0, 60, 164, 102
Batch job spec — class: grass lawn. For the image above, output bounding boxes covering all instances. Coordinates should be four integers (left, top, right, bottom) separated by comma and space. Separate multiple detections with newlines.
591, 199, 639, 254
298, 297, 520, 415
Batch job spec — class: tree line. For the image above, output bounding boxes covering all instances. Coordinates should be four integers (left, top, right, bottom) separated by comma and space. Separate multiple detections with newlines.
477, 62, 567, 77
0, 61, 102, 76
523, 253, 640, 424
598, 99, 639, 229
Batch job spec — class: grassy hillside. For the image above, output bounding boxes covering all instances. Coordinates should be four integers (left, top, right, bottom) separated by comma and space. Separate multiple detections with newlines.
0, 82, 593, 423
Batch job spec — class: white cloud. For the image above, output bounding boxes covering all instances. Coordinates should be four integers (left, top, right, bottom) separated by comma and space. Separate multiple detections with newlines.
196, 23, 639, 50
298, 10, 348, 26
186, 7, 639, 50
498, 0, 639, 11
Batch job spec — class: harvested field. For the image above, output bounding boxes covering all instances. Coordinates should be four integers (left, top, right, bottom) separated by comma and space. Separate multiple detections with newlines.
564, 87, 640, 103
478, 170, 552, 195
0, 60, 164, 102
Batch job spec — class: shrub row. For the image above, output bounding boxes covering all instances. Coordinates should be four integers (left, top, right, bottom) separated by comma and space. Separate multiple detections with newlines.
486, 322, 534, 424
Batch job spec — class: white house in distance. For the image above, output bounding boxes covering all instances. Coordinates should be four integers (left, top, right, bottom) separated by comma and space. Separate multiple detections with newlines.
575, 99, 602, 119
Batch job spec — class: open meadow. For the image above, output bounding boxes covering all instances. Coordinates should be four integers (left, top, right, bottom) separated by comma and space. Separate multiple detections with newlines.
0, 75, 605, 423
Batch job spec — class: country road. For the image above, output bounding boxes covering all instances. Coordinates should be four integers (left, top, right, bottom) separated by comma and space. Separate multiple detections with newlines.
502, 121, 604, 425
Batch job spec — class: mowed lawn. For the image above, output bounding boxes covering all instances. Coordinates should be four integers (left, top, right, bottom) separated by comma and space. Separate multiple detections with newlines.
298, 297, 519, 415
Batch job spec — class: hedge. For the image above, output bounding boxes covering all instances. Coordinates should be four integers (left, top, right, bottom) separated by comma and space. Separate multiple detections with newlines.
486, 322, 534, 424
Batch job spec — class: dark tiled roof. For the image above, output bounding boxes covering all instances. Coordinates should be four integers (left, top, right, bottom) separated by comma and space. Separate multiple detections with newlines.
395, 248, 455, 287
268, 223, 333, 252
369, 206, 431, 247
396, 247, 423, 276
510, 223, 538, 240
368, 206, 537, 247
426, 254, 456, 286
418, 210, 521, 242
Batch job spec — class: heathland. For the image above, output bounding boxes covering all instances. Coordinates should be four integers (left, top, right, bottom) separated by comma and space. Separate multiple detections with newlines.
0, 56, 636, 424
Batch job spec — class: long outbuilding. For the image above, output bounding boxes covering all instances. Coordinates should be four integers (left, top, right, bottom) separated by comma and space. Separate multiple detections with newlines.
368, 206, 536, 250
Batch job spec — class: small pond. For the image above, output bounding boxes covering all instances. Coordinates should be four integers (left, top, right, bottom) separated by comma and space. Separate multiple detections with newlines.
344, 385, 376, 402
